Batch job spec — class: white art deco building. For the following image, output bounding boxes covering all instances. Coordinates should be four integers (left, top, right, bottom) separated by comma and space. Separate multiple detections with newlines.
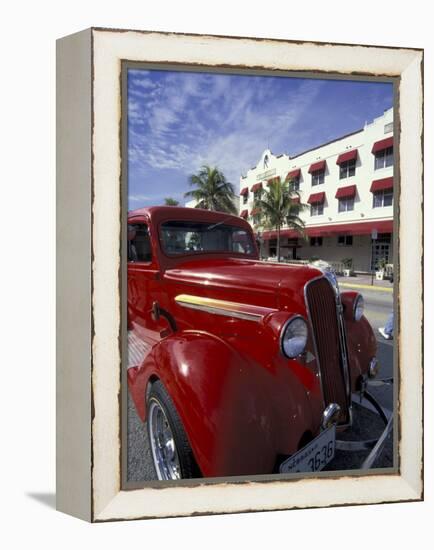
238, 108, 394, 272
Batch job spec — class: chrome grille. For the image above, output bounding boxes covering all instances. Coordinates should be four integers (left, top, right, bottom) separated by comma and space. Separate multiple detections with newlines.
305, 277, 350, 425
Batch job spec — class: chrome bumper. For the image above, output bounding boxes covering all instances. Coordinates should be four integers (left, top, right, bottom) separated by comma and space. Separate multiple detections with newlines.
335, 376, 394, 469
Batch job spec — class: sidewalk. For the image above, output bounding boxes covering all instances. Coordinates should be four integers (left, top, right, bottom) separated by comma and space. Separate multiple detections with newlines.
337, 274, 394, 293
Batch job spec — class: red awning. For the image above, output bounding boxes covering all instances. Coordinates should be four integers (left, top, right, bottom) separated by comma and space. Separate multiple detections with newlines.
263, 220, 393, 240
291, 196, 301, 204
285, 169, 300, 180
267, 176, 281, 186
335, 184, 357, 199
250, 208, 260, 216
336, 149, 358, 164
307, 192, 326, 204
240, 187, 249, 196
308, 160, 326, 173
370, 177, 393, 193
371, 136, 393, 154
251, 182, 263, 192
240, 210, 248, 219
263, 229, 301, 239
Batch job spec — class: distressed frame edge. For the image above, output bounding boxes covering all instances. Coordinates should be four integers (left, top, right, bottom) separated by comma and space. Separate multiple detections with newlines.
92, 25, 424, 54
396, 52, 424, 499
94, 478, 421, 523
87, 29, 423, 521
56, 28, 93, 522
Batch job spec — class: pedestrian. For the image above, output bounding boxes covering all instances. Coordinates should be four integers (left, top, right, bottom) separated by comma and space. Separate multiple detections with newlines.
379, 312, 393, 340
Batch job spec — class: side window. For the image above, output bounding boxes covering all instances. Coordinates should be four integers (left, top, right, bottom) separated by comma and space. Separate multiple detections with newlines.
128, 223, 152, 262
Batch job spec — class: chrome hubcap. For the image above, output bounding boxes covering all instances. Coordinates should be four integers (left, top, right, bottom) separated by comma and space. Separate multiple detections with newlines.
148, 399, 181, 480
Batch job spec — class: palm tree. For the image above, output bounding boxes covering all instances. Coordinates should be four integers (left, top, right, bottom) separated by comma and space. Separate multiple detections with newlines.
164, 197, 179, 206
253, 177, 307, 262
184, 165, 237, 214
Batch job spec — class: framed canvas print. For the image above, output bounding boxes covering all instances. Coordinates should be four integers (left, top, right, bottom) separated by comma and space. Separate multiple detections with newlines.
56, 28, 423, 522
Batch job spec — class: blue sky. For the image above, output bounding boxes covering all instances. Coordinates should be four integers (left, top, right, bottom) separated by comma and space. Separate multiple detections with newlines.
128, 69, 393, 210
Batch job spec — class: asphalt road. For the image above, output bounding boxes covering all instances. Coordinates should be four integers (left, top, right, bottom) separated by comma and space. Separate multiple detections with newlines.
127, 284, 395, 482
127, 391, 156, 482
341, 284, 394, 332
326, 281, 394, 471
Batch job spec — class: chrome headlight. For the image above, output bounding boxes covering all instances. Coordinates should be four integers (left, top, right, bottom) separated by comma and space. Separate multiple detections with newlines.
281, 316, 308, 358
354, 294, 364, 321
322, 268, 339, 291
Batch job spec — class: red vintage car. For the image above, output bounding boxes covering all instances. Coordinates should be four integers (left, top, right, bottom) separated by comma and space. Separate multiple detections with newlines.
127, 206, 381, 480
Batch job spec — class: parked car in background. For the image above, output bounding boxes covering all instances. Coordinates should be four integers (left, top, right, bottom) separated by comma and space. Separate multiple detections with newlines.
127, 206, 379, 480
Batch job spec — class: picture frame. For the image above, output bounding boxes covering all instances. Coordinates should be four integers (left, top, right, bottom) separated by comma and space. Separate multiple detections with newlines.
56, 27, 423, 522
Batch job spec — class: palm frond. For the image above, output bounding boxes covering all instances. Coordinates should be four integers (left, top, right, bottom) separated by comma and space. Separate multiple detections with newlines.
252, 178, 308, 261
185, 164, 236, 214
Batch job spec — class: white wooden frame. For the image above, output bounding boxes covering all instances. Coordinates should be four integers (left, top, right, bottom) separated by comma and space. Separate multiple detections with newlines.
56, 28, 423, 522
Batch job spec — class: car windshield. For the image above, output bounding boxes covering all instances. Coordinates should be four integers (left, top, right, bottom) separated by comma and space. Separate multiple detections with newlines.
160, 220, 256, 256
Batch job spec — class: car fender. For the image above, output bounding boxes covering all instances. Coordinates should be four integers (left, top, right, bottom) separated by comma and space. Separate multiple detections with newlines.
340, 291, 378, 388
345, 316, 378, 389
128, 330, 316, 477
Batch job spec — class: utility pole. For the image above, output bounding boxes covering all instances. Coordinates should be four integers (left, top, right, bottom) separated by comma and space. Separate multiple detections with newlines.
371, 229, 378, 286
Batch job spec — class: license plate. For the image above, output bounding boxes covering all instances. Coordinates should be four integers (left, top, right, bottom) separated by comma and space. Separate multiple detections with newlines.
279, 425, 336, 474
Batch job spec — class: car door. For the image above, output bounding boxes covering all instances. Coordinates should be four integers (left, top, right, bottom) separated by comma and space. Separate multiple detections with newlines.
127, 218, 164, 344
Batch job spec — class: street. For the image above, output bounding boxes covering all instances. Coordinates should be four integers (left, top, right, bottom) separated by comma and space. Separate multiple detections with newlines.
339, 278, 394, 415
126, 281, 394, 482
325, 278, 394, 471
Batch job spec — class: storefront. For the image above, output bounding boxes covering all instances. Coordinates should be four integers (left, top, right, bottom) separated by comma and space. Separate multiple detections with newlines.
260, 220, 393, 272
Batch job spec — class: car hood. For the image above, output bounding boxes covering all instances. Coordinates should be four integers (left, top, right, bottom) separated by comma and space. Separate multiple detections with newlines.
163, 257, 323, 311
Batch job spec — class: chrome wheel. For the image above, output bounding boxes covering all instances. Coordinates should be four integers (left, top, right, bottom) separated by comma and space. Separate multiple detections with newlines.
148, 398, 181, 480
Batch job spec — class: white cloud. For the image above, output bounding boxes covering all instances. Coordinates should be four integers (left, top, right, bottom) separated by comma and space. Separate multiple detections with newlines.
128, 71, 325, 186
128, 193, 152, 203
133, 78, 155, 90
128, 190, 185, 210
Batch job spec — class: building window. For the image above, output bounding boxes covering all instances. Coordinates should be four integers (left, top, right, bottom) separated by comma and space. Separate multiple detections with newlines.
338, 197, 355, 212
253, 189, 262, 201
337, 235, 353, 246
384, 122, 393, 133
373, 190, 393, 208
290, 176, 300, 191
243, 192, 248, 204
310, 203, 324, 216
310, 237, 323, 247
371, 233, 392, 270
311, 169, 325, 186
374, 146, 393, 169
339, 159, 356, 179
376, 233, 392, 243
268, 238, 277, 257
